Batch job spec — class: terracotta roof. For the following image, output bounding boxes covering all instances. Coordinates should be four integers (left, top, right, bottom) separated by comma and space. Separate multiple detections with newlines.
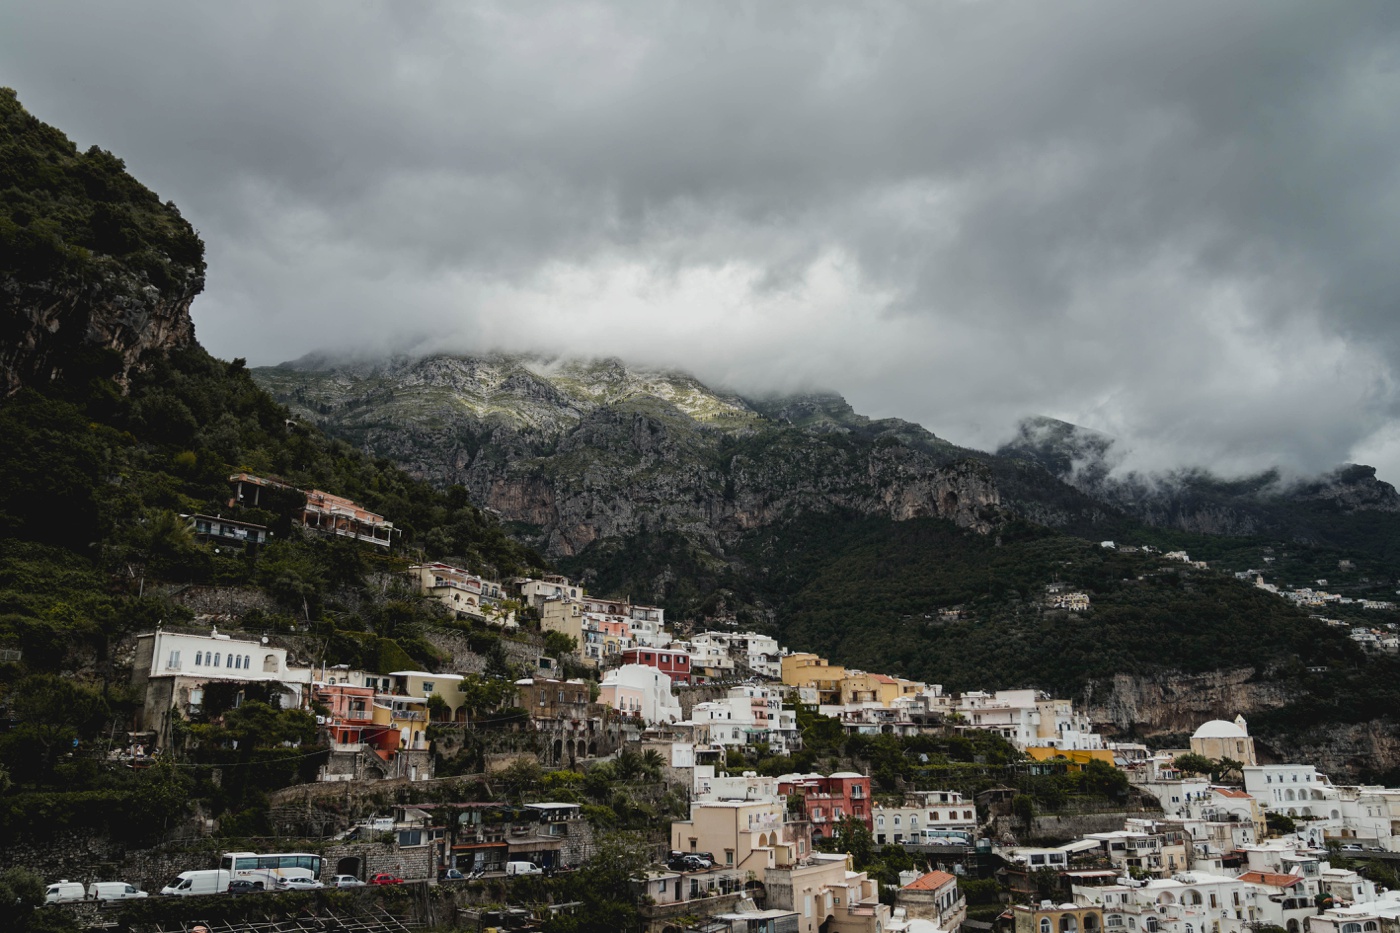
873, 675, 899, 684
1214, 788, 1252, 799
1238, 871, 1302, 888
904, 870, 957, 891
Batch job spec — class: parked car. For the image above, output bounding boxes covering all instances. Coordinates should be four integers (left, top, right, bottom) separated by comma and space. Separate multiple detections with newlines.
88, 882, 148, 902
368, 873, 404, 885
667, 854, 712, 873
332, 875, 365, 888
1342, 844, 1364, 852
277, 877, 324, 891
505, 862, 543, 876
227, 880, 266, 896
45, 881, 86, 904
439, 868, 466, 881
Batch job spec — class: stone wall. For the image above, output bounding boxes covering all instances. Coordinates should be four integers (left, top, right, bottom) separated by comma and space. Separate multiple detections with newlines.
0, 831, 227, 897
168, 585, 280, 622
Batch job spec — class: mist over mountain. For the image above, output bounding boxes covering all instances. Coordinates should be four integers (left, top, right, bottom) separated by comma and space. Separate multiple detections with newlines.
998, 414, 1400, 545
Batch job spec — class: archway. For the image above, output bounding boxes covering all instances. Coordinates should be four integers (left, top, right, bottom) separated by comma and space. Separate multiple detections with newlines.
335, 856, 362, 878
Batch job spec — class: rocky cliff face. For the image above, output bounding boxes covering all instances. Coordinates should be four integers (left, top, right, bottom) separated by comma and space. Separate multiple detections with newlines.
256, 354, 1002, 559
998, 416, 1400, 543
1, 266, 200, 394
1082, 669, 1400, 779
1, 88, 204, 395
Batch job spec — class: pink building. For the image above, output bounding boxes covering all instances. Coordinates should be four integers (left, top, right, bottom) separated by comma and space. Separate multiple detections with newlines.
777, 772, 873, 838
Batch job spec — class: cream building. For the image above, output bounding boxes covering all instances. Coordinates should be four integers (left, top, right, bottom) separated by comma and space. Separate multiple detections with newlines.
1190, 716, 1258, 766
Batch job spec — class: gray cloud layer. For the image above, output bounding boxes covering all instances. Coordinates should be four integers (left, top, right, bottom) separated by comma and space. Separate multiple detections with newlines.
5, 2, 1400, 479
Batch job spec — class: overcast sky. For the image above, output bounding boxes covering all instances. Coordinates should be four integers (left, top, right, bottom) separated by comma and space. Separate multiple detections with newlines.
5, 2, 1400, 481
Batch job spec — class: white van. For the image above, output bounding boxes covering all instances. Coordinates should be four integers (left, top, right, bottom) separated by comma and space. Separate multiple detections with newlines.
88, 881, 148, 902
160, 869, 231, 896
45, 881, 86, 904
505, 861, 542, 876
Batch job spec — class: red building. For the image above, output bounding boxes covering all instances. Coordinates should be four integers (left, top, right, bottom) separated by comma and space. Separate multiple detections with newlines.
619, 647, 692, 685
777, 771, 872, 838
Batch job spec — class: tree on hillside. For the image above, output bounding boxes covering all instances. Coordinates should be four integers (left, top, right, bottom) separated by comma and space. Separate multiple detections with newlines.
1172, 753, 1216, 777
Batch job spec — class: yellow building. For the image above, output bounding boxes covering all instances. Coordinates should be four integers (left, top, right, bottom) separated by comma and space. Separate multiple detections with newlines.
839, 672, 902, 706
1025, 747, 1118, 770
388, 670, 468, 720
540, 599, 587, 661
371, 695, 430, 750
1013, 905, 1104, 933
781, 653, 846, 703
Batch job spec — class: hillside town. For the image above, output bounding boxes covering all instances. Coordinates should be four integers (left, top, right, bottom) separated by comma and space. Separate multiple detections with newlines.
59, 474, 1400, 932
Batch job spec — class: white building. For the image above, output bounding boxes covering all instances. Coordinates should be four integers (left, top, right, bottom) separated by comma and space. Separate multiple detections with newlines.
874, 790, 978, 845
1242, 765, 1340, 819
131, 629, 312, 745
956, 690, 1102, 750
597, 663, 681, 724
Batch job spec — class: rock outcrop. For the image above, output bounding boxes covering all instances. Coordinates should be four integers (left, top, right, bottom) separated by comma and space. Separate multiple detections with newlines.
1, 267, 200, 394
1, 88, 204, 395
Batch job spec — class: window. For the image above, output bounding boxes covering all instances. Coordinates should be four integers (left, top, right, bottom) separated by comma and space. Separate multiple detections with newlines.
195, 651, 203, 666
893, 816, 901, 827
1041, 921, 1052, 933
168, 650, 181, 669
964, 810, 974, 819
213, 652, 220, 667
226, 654, 233, 668
1209, 894, 1217, 909
423, 682, 434, 694
877, 816, 885, 829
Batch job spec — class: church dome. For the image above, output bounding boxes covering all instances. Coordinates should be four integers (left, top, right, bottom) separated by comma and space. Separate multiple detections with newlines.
1192, 719, 1247, 739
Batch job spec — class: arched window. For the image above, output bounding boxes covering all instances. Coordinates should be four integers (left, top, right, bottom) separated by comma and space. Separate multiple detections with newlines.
1107, 917, 1123, 929
1040, 920, 1052, 933
233, 655, 241, 669
1341, 923, 1362, 933
195, 651, 203, 666
1186, 891, 1202, 906
244, 654, 251, 669
1145, 919, 1158, 933
213, 652, 220, 667
1084, 915, 1099, 932
1287, 921, 1300, 933
225, 653, 233, 668
1060, 916, 1078, 933
877, 816, 885, 829
1364, 924, 1378, 932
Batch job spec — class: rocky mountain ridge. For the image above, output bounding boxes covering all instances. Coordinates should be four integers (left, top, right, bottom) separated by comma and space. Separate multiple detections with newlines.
258, 353, 1004, 560
997, 415, 1400, 541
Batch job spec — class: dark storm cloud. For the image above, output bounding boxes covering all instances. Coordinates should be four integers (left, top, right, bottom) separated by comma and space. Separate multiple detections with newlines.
4, 2, 1400, 478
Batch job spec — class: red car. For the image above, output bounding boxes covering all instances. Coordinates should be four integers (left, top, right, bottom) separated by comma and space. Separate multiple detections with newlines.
368, 873, 404, 885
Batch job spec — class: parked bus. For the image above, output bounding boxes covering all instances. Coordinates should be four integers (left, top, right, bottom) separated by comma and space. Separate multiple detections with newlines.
220, 852, 324, 888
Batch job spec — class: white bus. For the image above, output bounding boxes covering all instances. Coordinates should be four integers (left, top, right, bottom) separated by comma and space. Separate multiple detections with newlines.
220, 852, 324, 888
